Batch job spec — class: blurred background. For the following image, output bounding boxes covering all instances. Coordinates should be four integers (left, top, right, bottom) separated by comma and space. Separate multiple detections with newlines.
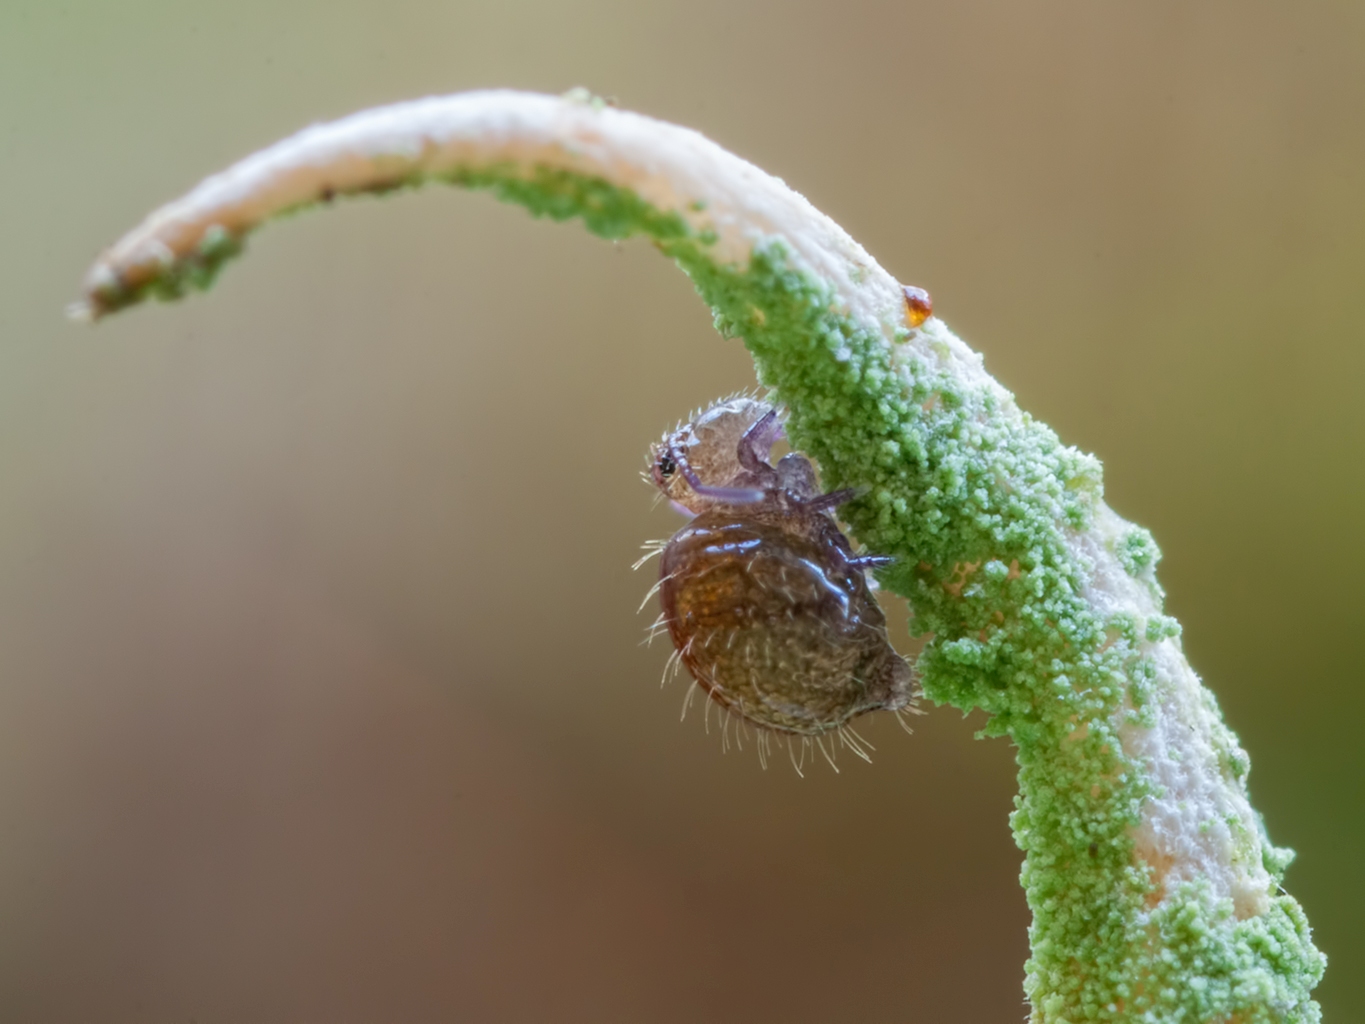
0, 1, 1361, 1020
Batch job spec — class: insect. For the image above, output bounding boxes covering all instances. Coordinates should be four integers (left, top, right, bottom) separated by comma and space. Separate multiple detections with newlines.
640, 395, 918, 770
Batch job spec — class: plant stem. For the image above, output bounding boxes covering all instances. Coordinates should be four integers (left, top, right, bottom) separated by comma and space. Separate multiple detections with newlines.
74, 89, 1325, 1022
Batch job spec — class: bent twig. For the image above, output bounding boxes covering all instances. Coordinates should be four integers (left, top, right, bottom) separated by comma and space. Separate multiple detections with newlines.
74, 88, 1324, 1022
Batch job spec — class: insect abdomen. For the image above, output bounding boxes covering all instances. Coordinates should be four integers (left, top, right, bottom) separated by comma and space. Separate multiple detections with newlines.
659, 510, 912, 736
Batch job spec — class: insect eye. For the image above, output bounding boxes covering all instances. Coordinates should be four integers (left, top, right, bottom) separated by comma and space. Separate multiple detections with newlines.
658, 455, 676, 477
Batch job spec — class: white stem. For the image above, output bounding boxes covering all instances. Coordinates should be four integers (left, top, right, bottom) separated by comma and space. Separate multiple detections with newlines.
77, 89, 899, 328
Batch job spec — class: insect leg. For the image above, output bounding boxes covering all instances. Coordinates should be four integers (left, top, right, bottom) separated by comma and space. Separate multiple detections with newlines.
736, 408, 781, 471
802, 488, 859, 514
847, 554, 895, 569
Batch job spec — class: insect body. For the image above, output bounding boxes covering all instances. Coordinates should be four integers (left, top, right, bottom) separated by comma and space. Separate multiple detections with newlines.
644, 397, 917, 748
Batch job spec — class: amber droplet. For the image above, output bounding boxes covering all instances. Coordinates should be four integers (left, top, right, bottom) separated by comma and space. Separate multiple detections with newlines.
902, 285, 933, 328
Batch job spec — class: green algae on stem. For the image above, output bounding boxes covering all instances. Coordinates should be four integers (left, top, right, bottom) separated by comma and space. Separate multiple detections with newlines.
72, 89, 1325, 1022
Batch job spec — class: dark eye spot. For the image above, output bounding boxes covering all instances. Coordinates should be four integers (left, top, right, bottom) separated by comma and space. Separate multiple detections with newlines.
658, 455, 676, 477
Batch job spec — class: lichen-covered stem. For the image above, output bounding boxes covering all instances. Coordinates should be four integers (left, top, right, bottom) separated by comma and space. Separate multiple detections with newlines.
74, 89, 1324, 1021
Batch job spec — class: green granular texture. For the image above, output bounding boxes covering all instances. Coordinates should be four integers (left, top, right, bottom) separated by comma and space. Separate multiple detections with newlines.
138, 163, 1325, 1022
1118, 527, 1161, 577
467, 171, 1325, 1021
94, 223, 244, 314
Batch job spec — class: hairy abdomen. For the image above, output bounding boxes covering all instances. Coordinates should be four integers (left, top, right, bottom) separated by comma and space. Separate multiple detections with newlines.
659, 511, 912, 736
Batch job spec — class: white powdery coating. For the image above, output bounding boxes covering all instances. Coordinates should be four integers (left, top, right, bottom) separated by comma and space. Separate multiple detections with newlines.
1078, 504, 1273, 918
902, 320, 1268, 912
913, 318, 1271, 917
78, 89, 907, 333
79, 88, 1265, 916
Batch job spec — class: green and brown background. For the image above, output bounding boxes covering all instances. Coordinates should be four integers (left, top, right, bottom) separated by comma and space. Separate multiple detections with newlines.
0, 1, 1360, 1020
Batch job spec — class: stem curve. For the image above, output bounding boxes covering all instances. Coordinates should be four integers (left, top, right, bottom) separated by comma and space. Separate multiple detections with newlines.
74, 88, 1324, 1023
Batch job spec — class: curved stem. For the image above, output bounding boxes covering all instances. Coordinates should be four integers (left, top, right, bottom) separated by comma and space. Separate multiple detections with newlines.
74, 88, 1325, 1023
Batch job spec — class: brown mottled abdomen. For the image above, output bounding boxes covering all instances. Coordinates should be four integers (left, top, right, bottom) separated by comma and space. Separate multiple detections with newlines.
659, 508, 913, 736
